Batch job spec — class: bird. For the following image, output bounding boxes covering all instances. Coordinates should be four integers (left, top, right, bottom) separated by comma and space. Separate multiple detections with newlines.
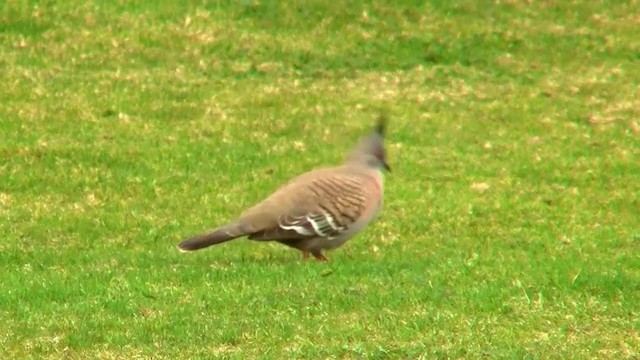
177, 117, 390, 261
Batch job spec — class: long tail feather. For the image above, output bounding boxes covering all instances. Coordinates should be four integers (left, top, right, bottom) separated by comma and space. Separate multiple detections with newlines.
178, 224, 245, 252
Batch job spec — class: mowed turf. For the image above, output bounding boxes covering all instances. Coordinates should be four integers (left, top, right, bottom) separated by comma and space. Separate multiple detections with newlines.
1, 1, 639, 359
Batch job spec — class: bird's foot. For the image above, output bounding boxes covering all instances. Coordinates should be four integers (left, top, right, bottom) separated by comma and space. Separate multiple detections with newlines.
311, 251, 328, 262
301, 250, 328, 262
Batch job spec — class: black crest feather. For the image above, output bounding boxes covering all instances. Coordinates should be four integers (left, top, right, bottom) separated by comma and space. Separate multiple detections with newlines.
375, 114, 387, 136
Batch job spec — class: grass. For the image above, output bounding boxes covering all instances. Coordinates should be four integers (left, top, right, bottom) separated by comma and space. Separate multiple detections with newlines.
1, 0, 639, 358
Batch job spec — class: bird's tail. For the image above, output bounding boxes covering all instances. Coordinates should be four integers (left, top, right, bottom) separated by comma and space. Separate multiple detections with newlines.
178, 223, 246, 252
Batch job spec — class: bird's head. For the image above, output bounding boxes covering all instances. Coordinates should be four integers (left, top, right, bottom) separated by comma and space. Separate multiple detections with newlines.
346, 116, 390, 172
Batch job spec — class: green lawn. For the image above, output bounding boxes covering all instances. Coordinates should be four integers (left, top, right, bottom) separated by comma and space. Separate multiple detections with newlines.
1, 1, 639, 359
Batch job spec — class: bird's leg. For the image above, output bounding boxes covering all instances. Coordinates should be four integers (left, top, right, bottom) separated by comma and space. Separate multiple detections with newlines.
311, 250, 328, 262
302, 251, 310, 261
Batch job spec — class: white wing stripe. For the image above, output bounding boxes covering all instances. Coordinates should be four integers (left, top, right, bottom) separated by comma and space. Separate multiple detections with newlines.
306, 214, 328, 237
278, 216, 315, 236
279, 223, 315, 236
321, 210, 341, 232
278, 211, 347, 238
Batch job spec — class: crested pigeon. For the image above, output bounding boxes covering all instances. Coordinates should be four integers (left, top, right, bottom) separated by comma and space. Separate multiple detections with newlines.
178, 118, 390, 261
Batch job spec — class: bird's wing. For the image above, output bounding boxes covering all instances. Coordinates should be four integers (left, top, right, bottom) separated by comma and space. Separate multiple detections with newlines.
241, 169, 368, 241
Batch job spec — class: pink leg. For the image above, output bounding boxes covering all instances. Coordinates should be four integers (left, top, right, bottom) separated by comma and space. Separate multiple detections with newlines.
311, 250, 328, 262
